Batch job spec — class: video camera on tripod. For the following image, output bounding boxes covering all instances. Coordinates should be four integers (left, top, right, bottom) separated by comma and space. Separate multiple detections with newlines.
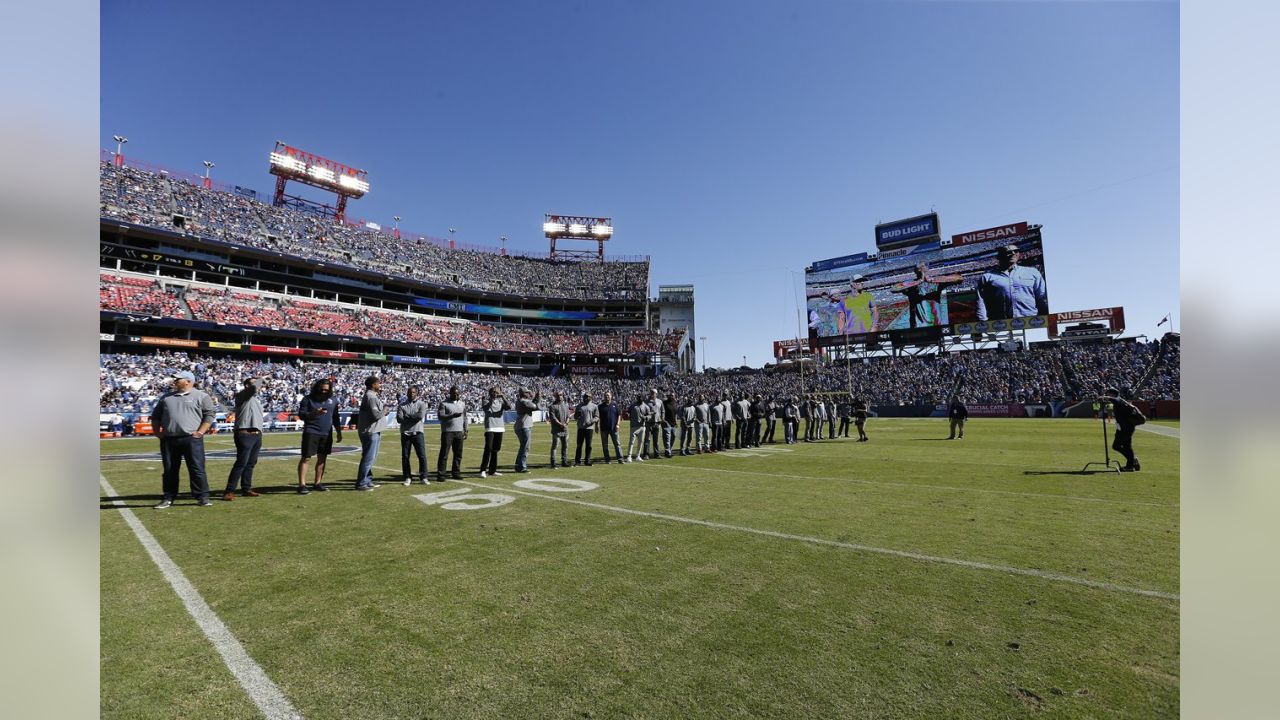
1082, 398, 1122, 473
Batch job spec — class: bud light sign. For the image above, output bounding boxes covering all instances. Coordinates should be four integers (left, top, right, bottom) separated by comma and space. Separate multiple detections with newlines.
875, 213, 940, 249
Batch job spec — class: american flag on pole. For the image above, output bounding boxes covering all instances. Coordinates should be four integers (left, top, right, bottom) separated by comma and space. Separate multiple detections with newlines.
1157, 314, 1170, 327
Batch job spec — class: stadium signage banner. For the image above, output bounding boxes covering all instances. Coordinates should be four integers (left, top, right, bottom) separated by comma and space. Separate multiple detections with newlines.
207, 341, 242, 350
953, 315, 1047, 334
875, 213, 940, 249
948, 221, 1028, 247
413, 297, 597, 320
100, 333, 115, 342
307, 349, 358, 359
772, 338, 809, 357
363, 353, 387, 361
933, 403, 1025, 418
249, 344, 304, 355
1062, 327, 1111, 339
390, 355, 430, 364
140, 336, 198, 348
891, 326, 943, 346
1047, 307, 1125, 338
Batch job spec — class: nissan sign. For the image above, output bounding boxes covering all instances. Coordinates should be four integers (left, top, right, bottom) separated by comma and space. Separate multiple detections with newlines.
949, 221, 1028, 247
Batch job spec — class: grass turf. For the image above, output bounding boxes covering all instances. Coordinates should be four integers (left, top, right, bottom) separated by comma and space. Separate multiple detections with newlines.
100, 418, 1178, 718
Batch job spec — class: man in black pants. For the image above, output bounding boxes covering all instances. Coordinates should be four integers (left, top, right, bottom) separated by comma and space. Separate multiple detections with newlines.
151, 370, 217, 508
748, 394, 764, 447
574, 392, 598, 466
436, 385, 467, 481
398, 386, 429, 485
598, 391, 623, 464
1102, 388, 1145, 471
837, 396, 852, 438
223, 376, 264, 501
762, 397, 777, 444
645, 389, 663, 460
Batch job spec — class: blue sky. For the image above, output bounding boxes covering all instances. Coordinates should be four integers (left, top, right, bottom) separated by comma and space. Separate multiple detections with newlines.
101, 0, 1178, 367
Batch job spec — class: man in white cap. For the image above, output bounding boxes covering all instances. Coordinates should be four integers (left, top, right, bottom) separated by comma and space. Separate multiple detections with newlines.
150, 370, 218, 508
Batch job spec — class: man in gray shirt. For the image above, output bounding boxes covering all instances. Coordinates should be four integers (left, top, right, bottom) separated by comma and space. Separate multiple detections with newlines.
547, 391, 570, 469
355, 375, 389, 491
398, 386, 429, 485
695, 395, 711, 453
150, 370, 218, 508
573, 392, 599, 467
436, 385, 468, 481
513, 388, 541, 473
222, 376, 264, 501
645, 389, 663, 460
626, 393, 651, 462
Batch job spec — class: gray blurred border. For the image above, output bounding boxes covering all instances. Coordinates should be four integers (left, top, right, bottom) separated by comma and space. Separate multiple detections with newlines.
1183, 0, 1280, 717
0, 0, 99, 716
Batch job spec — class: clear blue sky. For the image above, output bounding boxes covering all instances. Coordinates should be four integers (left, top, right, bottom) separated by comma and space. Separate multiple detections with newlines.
101, 0, 1178, 368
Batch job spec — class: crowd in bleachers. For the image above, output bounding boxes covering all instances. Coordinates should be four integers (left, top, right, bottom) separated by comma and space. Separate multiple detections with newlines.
101, 160, 649, 301
99, 338, 1179, 419
101, 273, 685, 355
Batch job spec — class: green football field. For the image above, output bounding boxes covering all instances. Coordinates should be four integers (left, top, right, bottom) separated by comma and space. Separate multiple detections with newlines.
100, 418, 1179, 719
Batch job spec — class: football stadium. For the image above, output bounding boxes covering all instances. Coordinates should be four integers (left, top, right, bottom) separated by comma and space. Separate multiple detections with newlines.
97, 4, 1180, 719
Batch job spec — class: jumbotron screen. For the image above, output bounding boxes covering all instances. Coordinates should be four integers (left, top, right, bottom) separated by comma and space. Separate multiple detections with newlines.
804, 223, 1049, 342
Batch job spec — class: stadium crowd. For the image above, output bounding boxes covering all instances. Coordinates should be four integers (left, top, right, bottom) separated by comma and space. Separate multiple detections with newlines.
101, 273, 683, 356
101, 160, 649, 300
100, 338, 1179, 420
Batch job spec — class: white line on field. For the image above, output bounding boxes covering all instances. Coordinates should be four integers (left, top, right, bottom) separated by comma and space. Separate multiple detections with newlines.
1137, 424, 1181, 439
99, 476, 303, 720
337, 459, 1179, 602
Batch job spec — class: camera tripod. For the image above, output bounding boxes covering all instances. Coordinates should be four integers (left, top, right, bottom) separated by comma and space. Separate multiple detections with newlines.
1082, 402, 1122, 473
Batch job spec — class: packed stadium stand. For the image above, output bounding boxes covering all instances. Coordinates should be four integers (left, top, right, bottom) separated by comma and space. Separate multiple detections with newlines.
100, 337, 1179, 419
100, 159, 649, 301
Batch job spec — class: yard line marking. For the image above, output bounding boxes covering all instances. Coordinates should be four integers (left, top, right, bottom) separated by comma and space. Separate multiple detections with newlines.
637, 463, 1177, 508
1137, 424, 1181, 439
100, 476, 303, 720
338, 459, 1179, 602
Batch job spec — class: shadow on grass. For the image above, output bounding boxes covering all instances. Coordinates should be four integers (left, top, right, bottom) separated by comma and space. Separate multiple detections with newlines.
1022, 470, 1122, 476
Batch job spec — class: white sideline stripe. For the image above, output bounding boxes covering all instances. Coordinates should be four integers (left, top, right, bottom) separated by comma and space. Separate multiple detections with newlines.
342, 459, 1179, 602
99, 476, 303, 720
642, 463, 1177, 508
1137, 424, 1181, 439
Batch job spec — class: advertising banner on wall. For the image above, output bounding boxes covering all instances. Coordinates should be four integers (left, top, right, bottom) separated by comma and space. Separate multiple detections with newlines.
140, 336, 199, 348
1047, 307, 1125, 338
875, 213, 941, 249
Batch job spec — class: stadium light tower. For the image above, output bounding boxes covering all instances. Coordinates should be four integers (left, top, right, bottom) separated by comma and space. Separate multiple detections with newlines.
202, 160, 215, 189
700, 336, 707, 372
448, 227, 457, 249
268, 141, 369, 222
544, 214, 612, 263
112, 135, 127, 167
500, 235, 508, 256
393, 215, 401, 239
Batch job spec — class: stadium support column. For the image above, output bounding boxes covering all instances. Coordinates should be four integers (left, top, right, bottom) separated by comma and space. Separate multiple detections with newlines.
272, 176, 287, 208
335, 195, 348, 223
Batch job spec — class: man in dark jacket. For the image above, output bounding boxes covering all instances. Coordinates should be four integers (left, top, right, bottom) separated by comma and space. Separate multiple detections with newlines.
947, 395, 968, 440
598, 391, 623, 464
1102, 388, 1145, 471
662, 391, 678, 458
